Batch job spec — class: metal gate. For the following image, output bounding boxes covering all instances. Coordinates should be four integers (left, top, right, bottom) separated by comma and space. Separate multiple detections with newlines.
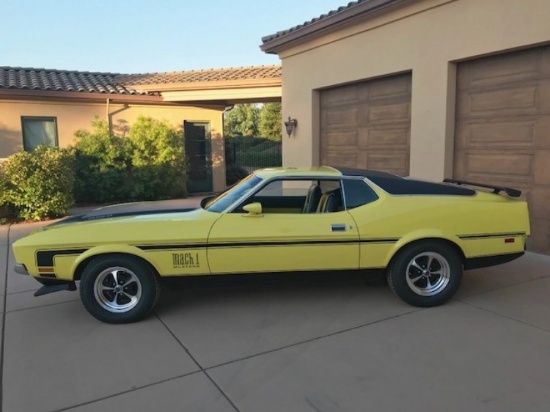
225, 136, 282, 184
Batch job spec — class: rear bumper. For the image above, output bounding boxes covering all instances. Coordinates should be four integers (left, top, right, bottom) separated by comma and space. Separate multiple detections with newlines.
464, 252, 524, 270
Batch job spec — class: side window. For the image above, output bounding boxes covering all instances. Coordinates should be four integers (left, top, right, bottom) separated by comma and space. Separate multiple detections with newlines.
236, 178, 344, 214
21, 117, 58, 151
255, 179, 310, 198
246, 180, 313, 214
342, 179, 379, 209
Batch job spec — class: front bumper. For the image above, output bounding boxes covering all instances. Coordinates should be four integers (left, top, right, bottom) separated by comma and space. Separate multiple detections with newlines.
14, 263, 76, 296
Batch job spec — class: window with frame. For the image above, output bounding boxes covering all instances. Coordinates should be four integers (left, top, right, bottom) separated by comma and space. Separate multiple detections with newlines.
237, 178, 344, 214
342, 178, 379, 209
21, 116, 58, 151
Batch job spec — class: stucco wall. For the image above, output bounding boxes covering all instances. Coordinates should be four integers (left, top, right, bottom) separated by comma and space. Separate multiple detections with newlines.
278, 0, 550, 179
0, 99, 226, 191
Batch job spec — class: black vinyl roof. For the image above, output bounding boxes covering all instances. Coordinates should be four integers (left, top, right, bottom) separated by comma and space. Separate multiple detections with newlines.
337, 167, 476, 196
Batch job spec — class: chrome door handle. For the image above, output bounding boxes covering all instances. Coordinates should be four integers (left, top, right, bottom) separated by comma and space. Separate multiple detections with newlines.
331, 224, 347, 232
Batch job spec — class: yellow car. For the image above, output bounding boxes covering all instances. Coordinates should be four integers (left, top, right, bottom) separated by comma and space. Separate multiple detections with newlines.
13, 167, 530, 323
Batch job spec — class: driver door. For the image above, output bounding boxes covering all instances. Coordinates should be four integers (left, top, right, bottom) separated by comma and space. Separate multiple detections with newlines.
207, 179, 359, 274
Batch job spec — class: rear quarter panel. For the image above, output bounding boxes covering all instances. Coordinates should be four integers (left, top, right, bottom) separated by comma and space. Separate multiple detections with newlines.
349, 192, 529, 269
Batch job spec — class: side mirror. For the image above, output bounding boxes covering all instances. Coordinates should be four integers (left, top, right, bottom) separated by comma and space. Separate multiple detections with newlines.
243, 202, 263, 216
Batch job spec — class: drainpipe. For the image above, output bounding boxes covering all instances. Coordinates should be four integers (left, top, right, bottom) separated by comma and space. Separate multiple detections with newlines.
106, 98, 111, 133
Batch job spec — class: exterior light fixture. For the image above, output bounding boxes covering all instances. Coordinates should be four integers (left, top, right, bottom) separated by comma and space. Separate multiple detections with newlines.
284, 116, 298, 137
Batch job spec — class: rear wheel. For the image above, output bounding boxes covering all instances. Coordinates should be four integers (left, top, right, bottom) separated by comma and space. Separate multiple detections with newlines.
79, 255, 160, 323
387, 242, 462, 307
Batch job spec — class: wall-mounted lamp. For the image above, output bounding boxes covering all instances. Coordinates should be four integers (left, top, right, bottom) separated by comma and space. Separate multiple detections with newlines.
284, 116, 298, 137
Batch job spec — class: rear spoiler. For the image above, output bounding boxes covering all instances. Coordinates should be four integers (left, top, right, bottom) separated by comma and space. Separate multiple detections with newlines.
443, 178, 521, 198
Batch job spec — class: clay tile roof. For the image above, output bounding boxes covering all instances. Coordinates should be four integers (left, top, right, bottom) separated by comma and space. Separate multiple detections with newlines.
117, 65, 282, 86
261, 1, 363, 43
261, 0, 403, 49
0, 65, 282, 95
0, 67, 146, 95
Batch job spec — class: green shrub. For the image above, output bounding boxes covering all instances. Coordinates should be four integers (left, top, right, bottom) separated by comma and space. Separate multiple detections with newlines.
127, 116, 187, 200
0, 162, 12, 220
72, 117, 187, 203
73, 119, 132, 203
1, 145, 74, 220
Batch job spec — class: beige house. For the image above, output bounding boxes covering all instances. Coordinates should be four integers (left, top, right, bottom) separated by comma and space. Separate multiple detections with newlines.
261, 0, 550, 254
0, 66, 281, 192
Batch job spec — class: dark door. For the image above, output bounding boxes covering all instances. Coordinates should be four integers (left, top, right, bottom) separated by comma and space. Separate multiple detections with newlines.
184, 121, 212, 193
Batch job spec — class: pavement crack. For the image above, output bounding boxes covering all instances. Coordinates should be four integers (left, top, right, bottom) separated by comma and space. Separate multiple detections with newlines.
154, 311, 242, 412
205, 307, 422, 372
456, 298, 550, 335
457, 274, 550, 300
52, 370, 202, 412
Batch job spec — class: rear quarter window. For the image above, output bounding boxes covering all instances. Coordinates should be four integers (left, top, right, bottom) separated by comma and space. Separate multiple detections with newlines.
343, 179, 379, 209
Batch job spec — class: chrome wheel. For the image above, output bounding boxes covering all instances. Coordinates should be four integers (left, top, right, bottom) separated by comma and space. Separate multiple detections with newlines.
93, 266, 142, 313
405, 252, 450, 296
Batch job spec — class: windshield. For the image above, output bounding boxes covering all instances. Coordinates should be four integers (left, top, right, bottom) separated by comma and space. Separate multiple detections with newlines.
205, 174, 262, 213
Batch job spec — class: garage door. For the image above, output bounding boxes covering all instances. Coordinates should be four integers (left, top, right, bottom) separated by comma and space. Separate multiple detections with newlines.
320, 73, 411, 176
455, 46, 550, 254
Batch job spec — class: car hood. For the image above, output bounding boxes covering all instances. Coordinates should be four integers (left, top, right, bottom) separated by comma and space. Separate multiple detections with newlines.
53, 199, 201, 226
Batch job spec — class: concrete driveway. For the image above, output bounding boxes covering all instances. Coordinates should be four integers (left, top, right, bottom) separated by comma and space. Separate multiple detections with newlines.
1, 214, 550, 412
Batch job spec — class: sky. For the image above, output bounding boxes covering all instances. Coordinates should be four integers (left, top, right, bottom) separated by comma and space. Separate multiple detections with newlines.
1, 0, 350, 74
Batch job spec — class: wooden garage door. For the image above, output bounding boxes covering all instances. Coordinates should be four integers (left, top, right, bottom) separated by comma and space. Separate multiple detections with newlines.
320, 73, 411, 176
455, 46, 550, 254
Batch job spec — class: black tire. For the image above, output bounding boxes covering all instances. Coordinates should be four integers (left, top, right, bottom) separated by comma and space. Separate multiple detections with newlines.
387, 241, 462, 307
79, 255, 160, 323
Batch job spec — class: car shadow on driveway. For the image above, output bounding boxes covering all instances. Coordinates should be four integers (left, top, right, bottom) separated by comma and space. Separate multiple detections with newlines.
156, 270, 388, 315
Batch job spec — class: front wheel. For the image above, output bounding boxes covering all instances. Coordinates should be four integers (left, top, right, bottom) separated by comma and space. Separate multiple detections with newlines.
387, 242, 462, 307
80, 255, 160, 323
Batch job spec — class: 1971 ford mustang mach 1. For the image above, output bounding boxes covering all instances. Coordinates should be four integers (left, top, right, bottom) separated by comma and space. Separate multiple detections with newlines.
13, 167, 530, 323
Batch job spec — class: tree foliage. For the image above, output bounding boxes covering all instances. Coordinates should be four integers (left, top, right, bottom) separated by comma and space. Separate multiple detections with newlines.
224, 103, 282, 141
224, 104, 260, 137
259, 103, 282, 141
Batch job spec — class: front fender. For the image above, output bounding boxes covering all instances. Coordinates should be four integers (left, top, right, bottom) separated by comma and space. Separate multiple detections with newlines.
61, 245, 156, 281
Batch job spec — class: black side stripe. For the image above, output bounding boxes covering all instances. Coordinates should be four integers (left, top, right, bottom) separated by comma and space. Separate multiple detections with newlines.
137, 244, 205, 250
36, 249, 89, 266
35, 237, 401, 265
458, 232, 526, 240
361, 238, 400, 244
136, 238, 399, 250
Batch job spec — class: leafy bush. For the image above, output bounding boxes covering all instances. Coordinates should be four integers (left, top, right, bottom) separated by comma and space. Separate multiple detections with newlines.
72, 116, 186, 203
0, 145, 74, 220
0, 116, 189, 222
73, 119, 131, 203
127, 116, 186, 200
0, 162, 11, 219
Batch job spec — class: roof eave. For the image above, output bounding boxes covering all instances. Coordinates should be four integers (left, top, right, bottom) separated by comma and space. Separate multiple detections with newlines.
261, 0, 411, 54
132, 77, 282, 93
0, 88, 165, 104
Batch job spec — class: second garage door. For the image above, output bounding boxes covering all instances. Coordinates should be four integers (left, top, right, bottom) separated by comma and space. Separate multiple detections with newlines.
455, 46, 550, 254
320, 73, 411, 176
